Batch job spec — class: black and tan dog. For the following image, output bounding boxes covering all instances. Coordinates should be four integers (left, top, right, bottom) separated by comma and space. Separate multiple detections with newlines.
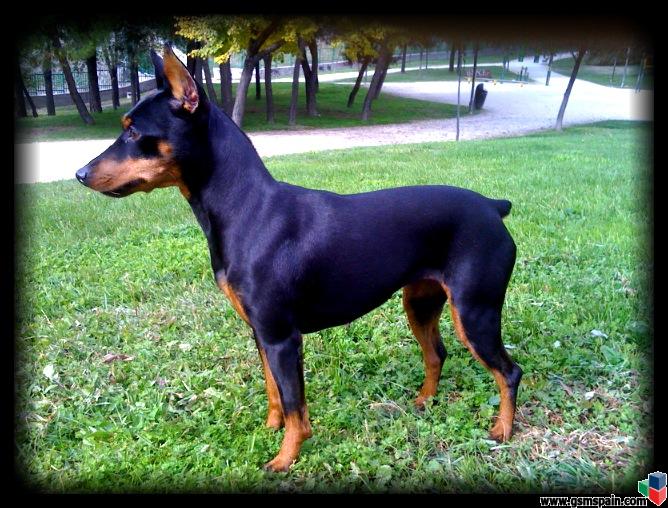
76, 45, 522, 472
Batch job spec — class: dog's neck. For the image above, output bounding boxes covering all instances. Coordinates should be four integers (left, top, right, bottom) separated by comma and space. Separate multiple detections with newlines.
183, 105, 278, 275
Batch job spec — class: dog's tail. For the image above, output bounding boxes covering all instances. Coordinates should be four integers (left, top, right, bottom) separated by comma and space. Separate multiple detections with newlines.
491, 198, 512, 218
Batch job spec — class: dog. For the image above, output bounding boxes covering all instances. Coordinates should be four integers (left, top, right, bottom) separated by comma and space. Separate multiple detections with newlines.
75, 45, 522, 472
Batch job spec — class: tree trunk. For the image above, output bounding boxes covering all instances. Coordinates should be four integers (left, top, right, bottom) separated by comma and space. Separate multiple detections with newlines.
86, 53, 102, 113
449, 43, 456, 72
219, 61, 234, 116
348, 57, 369, 108
373, 55, 391, 100
621, 47, 630, 88
288, 55, 300, 126
42, 56, 56, 115
545, 53, 554, 86
130, 56, 140, 105
22, 82, 38, 117
419, 49, 423, 71
264, 54, 274, 123
186, 41, 197, 75
361, 45, 391, 121
610, 55, 617, 85
468, 43, 479, 113
194, 58, 203, 85
425, 47, 429, 70
51, 36, 95, 125
232, 59, 256, 127
202, 58, 218, 105
255, 61, 261, 100
555, 47, 586, 131
401, 44, 407, 73
101, 45, 120, 109
109, 64, 120, 109
308, 40, 319, 93
15, 79, 26, 118
299, 39, 318, 117
456, 45, 462, 141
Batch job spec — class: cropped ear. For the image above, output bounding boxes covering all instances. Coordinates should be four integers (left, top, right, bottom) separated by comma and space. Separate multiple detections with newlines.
161, 44, 199, 113
150, 49, 165, 89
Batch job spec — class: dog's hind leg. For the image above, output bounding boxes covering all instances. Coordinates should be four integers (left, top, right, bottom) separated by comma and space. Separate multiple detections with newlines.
442, 282, 522, 442
402, 280, 448, 408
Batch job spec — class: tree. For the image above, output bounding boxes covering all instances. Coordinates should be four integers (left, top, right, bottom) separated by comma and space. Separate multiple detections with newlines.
86, 52, 103, 113
468, 42, 479, 114
202, 57, 219, 106
219, 61, 234, 115
263, 54, 274, 123
555, 47, 586, 131
400, 44, 407, 73
288, 54, 301, 126
42, 53, 56, 116
50, 29, 95, 125
448, 41, 456, 72
100, 35, 122, 109
177, 16, 289, 127
456, 43, 463, 141
347, 56, 370, 108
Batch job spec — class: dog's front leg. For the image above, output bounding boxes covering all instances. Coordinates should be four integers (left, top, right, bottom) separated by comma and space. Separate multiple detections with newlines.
257, 328, 312, 472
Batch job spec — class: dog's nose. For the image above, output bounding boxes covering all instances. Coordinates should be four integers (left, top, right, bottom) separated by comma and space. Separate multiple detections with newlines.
76, 166, 90, 184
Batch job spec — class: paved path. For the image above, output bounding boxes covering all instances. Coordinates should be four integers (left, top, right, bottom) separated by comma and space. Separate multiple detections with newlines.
15, 57, 653, 184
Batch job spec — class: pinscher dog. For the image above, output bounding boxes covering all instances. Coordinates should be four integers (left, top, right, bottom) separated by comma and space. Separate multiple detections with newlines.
75, 45, 522, 472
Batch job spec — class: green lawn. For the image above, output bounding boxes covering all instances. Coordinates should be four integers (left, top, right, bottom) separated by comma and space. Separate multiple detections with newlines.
381, 66, 520, 83
15, 121, 652, 493
551, 58, 653, 90
15, 82, 458, 143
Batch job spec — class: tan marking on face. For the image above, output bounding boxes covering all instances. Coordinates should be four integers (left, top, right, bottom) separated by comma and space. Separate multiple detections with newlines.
86, 142, 191, 200
122, 115, 132, 130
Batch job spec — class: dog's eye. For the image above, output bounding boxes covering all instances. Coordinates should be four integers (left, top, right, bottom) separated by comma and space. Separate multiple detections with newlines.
127, 126, 141, 142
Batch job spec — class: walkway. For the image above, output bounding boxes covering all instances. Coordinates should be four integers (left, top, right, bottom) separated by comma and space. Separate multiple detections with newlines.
15, 57, 653, 184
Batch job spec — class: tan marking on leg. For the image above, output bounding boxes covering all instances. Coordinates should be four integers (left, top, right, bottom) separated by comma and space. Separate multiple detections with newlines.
216, 278, 250, 325
263, 410, 312, 472
489, 370, 515, 442
403, 280, 446, 408
442, 282, 515, 442
258, 348, 284, 430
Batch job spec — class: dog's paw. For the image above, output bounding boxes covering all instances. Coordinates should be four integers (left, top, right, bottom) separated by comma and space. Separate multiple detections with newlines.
263, 456, 294, 473
489, 420, 512, 442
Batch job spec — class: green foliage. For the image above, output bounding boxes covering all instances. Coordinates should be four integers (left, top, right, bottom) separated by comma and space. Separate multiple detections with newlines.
16, 122, 652, 492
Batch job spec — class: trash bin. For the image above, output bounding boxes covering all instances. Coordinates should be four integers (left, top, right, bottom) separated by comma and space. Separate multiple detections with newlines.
473, 83, 488, 110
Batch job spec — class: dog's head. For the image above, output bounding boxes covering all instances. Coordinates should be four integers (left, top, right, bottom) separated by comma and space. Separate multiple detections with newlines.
75, 45, 207, 200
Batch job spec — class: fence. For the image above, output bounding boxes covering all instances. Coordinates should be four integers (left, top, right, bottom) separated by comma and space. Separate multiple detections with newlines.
25, 69, 155, 97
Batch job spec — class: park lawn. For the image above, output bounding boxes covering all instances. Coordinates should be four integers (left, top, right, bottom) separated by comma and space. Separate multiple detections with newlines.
335, 66, 520, 85
14, 81, 458, 143
551, 58, 653, 90
382, 66, 521, 83
16, 121, 652, 493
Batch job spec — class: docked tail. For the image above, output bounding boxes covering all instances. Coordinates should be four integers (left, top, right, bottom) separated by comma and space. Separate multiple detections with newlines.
492, 199, 512, 218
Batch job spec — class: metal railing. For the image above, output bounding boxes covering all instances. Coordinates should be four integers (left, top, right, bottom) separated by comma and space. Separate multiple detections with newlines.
25, 69, 154, 96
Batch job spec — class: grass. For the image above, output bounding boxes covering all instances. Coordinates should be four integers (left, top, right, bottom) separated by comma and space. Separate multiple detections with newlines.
15, 121, 652, 493
15, 82, 458, 143
551, 57, 653, 90
380, 66, 520, 83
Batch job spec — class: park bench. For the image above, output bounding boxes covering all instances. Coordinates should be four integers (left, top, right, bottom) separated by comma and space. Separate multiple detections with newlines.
465, 69, 492, 79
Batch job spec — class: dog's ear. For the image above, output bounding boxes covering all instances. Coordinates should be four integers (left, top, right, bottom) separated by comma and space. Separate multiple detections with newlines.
150, 49, 165, 90
161, 44, 199, 113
